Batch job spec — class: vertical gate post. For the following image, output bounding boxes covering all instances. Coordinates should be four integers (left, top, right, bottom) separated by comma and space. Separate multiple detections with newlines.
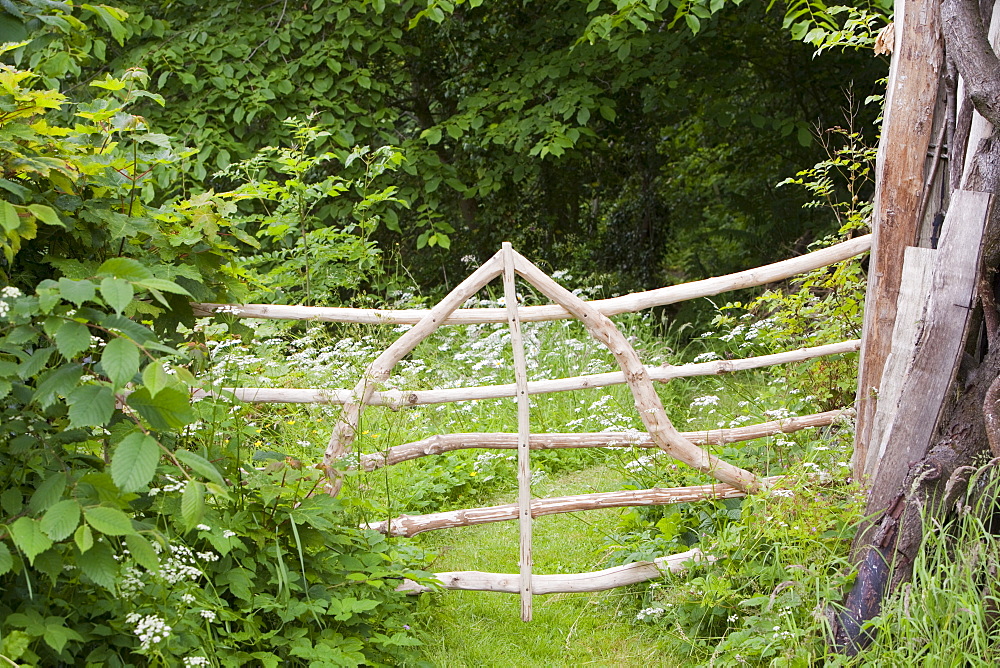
502, 242, 534, 621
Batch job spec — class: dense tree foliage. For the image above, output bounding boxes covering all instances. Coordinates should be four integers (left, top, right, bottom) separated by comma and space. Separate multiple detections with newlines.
11, 0, 887, 293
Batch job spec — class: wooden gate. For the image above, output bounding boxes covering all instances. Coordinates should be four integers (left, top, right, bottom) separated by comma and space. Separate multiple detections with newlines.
193, 236, 869, 621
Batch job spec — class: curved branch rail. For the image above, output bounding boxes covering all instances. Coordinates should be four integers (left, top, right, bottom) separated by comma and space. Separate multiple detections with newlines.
366, 476, 786, 537
510, 249, 760, 492
356, 409, 853, 471
191, 235, 871, 325
212, 341, 859, 407
396, 548, 715, 594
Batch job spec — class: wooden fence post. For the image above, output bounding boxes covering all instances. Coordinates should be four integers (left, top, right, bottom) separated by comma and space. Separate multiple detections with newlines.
853, 0, 943, 478
502, 242, 534, 621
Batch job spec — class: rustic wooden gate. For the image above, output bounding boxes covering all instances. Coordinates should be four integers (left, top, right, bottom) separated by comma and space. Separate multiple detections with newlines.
194, 236, 869, 621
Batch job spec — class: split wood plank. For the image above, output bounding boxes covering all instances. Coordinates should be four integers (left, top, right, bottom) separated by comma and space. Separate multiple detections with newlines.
502, 242, 534, 621
865, 190, 992, 515
364, 476, 787, 537
321, 252, 504, 493
854, 0, 943, 476
510, 250, 761, 493
862, 247, 936, 480
396, 548, 715, 595
214, 341, 859, 407
357, 409, 853, 471
191, 235, 871, 325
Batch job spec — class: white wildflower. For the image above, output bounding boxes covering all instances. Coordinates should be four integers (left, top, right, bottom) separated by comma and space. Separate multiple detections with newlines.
133, 614, 171, 650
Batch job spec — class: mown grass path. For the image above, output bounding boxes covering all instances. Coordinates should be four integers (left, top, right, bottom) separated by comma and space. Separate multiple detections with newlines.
413, 466, 684, 667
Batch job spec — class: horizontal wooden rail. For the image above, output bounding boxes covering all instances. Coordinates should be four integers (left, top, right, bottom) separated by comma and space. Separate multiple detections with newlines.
191, 235, 871, 325
357, 409, 853, 470
365, 476, 786, 537
396, 548, 715, 594
207, 340, 859, 406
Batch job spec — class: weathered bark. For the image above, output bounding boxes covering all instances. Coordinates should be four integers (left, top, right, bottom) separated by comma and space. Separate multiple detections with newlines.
853, 0, 944, 475
834, 142, 1000, 656
834, 0, 1000, 650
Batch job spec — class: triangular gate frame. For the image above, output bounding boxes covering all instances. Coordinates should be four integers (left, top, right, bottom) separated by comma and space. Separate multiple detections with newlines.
322, 242, 762, 621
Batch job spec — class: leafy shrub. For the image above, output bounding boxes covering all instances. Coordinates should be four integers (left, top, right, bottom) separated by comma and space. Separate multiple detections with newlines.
0, 32, 427, 666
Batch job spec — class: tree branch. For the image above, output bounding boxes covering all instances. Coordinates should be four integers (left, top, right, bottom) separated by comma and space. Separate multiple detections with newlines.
943, 0, 1000, 127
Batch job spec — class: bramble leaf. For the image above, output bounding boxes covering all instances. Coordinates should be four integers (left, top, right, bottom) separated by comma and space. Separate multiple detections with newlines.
10, 517, 52, 565
111, 432, 160, 492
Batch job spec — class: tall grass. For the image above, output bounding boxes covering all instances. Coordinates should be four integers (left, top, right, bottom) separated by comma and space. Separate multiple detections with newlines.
848, 468, 1000, 666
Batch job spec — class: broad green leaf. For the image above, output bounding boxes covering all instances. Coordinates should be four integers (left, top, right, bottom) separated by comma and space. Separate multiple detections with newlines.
127, 386, 194, 430
28, 472, 66, 513
111, 432, 160, 492
55, 319, 91, 359
99, 312, 156, 344
421, 127, 442, 145
27, 204, 65, 228
99, 277, 133, 314
125, 534, 160, 573
101, 337, 139, 389
141, 361, 172, 399
84, 506, 135, 536
74, 524, 93, 553
67, 384, 115, 428
0, 541, 12, 575
9, 517, 52, 565
96, 257, 153, 281
181, 480, 205, 531
175, 449, 226, 487
32, 363, 82, 409
1, 488, 21, 514
78, 540, 117, 589
40, 499, 81, 541
57, 278, 96, 306
42, 620, 83, 654
133, 278, 192, 296
17, 347, 54, 379
0, 200, 18, 232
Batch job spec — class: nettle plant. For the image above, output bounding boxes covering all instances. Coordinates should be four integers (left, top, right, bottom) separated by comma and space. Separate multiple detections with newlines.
216, 119, 409, 306
0, 42, 427, 667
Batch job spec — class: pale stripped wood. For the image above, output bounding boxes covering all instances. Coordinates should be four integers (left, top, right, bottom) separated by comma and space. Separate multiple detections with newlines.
190, 235, 871, 325
395, 548, 715, 595
356, 409, 853, 471
510, 249, 761, 493
365, 476, 786, 537
212, 341, 858, 407
321, 252, 504, 492
502, 242, 534, 621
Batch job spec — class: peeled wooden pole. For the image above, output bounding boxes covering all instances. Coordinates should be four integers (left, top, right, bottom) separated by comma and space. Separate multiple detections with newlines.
365, 476, 787, 537
213, 340, 859, 407
510, 250, 761, 493
191, 235, 871, 325
502, 243, 534, 621
396, 548, 715, 595
321, 252, 504, 493
356, 409, 853, 471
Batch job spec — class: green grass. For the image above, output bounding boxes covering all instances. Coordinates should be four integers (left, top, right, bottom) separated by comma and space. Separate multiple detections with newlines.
412, 466, 686, 667
848, 471, 1000, 666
